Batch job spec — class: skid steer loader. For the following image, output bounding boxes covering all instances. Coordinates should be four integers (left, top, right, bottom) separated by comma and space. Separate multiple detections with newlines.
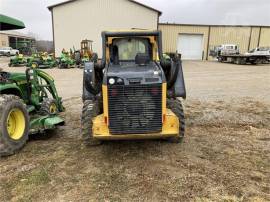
81, 30, 186, 145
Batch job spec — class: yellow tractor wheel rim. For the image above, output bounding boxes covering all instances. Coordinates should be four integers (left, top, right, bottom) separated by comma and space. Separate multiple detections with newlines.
7, 109, 26, 140
32, 63, 37, 68
49, 103, 57, 114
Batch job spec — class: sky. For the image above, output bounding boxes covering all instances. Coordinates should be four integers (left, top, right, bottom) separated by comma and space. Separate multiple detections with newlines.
0, 0, 270, 40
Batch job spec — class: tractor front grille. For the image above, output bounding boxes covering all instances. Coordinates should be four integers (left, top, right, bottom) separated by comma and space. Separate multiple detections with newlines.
108, 84, 162, 134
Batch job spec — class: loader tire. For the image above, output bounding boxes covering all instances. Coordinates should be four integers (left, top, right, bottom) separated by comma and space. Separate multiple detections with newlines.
167, 98, 185, 143
0, 95, 30, 157
81, 100, 102, 146
39, 98, 58, 115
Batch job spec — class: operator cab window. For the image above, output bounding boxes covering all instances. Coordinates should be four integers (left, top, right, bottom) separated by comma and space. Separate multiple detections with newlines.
110, 38, 152, 65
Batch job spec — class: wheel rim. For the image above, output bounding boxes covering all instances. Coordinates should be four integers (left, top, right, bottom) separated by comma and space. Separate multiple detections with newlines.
32, 63, 37, 68
49, 103, 57, 114
7, 108, 26, 140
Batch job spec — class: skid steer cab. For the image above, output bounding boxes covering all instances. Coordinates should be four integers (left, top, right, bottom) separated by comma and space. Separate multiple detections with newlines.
81, 30, 186, 145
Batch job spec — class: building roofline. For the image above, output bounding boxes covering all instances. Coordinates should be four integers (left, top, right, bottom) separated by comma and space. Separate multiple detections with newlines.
47, 0, 76, 10
0, 31, 35, 40
128, 0, 162, 16
159, 22, 270, 28
47, 0, 162, 15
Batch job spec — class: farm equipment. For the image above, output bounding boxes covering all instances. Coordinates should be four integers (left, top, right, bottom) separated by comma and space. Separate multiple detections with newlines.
81, 30, 186, 145
0, 14, 64, 157
58, 51, 75, 69
0, 67, 65, 156
75, 40, 98, 68
27, 52, 58, 69
9, 53, 28, 67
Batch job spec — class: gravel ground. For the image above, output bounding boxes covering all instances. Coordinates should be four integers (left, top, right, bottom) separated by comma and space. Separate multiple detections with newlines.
0, 57, 269, 201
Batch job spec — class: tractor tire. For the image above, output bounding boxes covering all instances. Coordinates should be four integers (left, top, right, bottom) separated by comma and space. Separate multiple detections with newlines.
0, 95, 30, 157
39, 98, 58, 115
59, 63, 65, 69
218, 57, 222, 62
167, 98, 185, 143
81, 100, 102, 146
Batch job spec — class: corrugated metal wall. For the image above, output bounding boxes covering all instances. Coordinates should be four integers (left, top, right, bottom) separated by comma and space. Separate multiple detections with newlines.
52, 0, 158, 56
209, 26, 251, 54
260, 28, 270, 47
159, 24, 209, 60
159, 24, 270, 60
249, 27, 260, 50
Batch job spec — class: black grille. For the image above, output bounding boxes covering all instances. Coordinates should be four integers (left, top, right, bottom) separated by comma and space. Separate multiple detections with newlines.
108, 84, 162, 134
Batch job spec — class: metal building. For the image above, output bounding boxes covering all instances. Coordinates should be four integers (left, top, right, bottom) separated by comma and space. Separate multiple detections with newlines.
159, 23, 270, 60
0, 31, 35, 50
48, 0, 161, 56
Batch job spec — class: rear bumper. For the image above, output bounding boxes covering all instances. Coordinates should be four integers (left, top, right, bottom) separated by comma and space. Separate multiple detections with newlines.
92, 109, 179, 140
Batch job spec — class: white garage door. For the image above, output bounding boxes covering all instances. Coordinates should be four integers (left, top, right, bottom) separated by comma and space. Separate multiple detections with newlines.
177, 34, 203, 60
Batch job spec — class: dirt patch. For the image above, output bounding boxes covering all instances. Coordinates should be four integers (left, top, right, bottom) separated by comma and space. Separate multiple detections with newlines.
0, 97, 269, 201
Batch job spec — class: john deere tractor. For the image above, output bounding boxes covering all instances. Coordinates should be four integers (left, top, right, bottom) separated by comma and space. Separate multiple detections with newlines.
0, 14, 64, 156
27, 52, 58, 69
81, 30, 186, 145
58, 51, 75, 69
9, 53, 28, 67
0, 67, 65, 156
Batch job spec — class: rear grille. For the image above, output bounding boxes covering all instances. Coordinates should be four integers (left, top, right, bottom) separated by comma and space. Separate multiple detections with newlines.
108, 84, 162, 134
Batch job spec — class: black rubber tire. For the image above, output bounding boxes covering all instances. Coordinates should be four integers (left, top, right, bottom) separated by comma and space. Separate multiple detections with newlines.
167, 98, 185, 143
0, 95, 30, 157
81, 100, 102, 146
39, 98, 58, 115
59, 63, 66, 69
235, 58, 241, 65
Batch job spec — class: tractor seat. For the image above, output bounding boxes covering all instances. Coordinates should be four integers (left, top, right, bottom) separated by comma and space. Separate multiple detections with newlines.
135, 53, 150, 65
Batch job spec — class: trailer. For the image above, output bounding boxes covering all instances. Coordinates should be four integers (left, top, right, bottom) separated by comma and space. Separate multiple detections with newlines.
210, 44, 270, 65
217, 54, 270, 65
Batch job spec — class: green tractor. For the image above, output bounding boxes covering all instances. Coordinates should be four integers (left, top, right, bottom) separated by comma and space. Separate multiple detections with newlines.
0, 65, 65, 156
0, 66, 65, 156
58, 51, 75, 69
27, 52, 58, 69
0, 14, 65, 156
9, 53, 28, 67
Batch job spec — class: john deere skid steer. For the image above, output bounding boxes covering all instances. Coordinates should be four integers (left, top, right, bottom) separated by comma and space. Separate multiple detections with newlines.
0, 14, 64, 156
81, 30, 186, 145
